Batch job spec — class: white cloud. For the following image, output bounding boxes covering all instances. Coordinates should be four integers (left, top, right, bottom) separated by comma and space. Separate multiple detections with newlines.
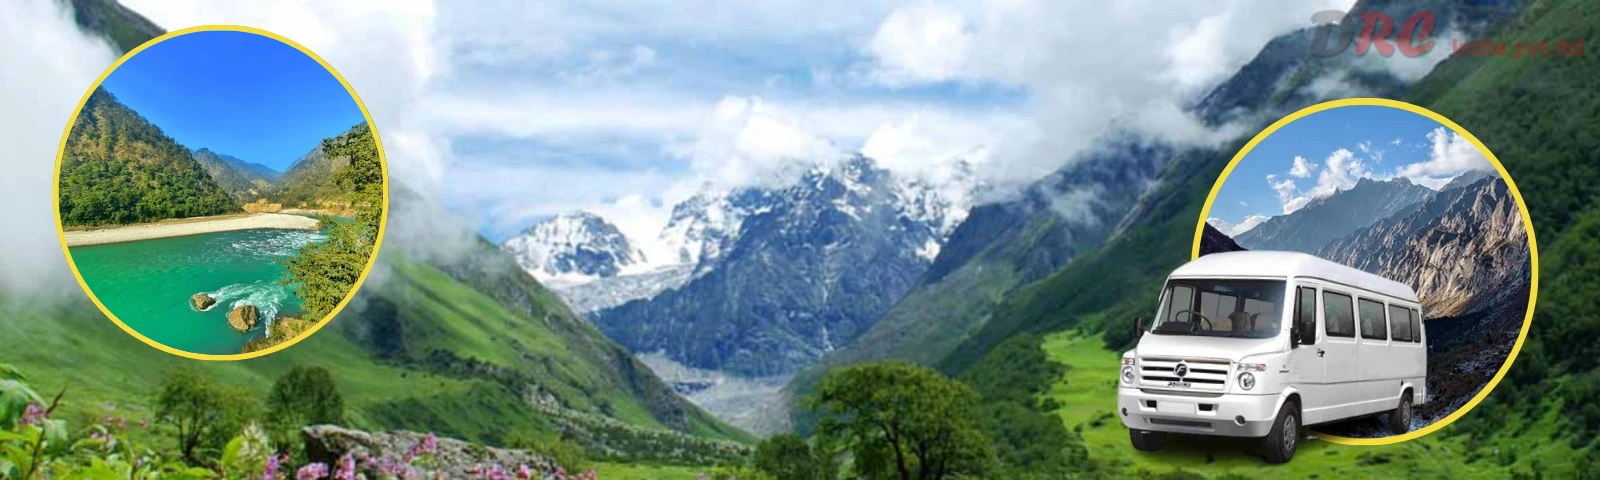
113, 1, 1366, 254
1288, 155, 1316, 178
866, 5, 973, 86
1351, 27, 1466, 82
0, 0, 120, 294
1392, 127, 1490, 188
1280, 148, 1372, 213
862, 1, 1354, 183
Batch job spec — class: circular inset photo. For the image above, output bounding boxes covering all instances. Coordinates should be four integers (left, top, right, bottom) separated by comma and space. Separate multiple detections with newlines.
53, 26, 388, 359
1190, 99, 1534, 444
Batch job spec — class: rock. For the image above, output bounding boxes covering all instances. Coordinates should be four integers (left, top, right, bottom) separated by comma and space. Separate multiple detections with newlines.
227, 304, 260, 332
301, 425, 558, 477
191, 293, 216, 311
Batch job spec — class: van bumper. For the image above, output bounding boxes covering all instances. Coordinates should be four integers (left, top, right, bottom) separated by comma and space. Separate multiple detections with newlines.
1117, 387, 1279, 438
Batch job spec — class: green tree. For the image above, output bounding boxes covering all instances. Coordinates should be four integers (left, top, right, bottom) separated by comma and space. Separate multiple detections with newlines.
262, 365, 343, 457
281, 123, 384, 321
153, 369, 260, 465
266, 366, 344, 425
808, 362, 993, 480
754, 433, 832, 480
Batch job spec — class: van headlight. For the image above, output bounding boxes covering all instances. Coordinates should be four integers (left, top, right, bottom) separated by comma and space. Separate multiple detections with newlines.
1121, 366, 1136, 385
1238, 372, 1256, 390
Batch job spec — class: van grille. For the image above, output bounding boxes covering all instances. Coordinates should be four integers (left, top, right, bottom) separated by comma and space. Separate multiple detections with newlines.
1138, 356, 1230, 392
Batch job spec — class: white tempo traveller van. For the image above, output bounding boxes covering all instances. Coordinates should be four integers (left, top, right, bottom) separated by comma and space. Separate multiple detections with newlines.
1118, 251, 1426, 463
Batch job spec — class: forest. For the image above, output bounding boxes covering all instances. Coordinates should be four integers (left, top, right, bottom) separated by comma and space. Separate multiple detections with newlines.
57, 88, 237, 226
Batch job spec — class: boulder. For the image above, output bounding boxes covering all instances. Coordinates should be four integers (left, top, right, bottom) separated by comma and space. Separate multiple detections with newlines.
191, 293, 216, 311
227, 304, 260, 332
301, 425, 558, 477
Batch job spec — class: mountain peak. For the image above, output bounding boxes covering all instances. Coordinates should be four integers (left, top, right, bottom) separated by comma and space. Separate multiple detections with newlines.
501, 211, 646, 283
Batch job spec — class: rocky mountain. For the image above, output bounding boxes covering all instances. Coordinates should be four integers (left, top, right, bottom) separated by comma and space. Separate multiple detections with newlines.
1199, 223, 1247, 256
1234, 177, 1435, 252
788, 139, 1175, 393
1312, 174, 1530, 436
1317, 175, 1528, 317
591, 155, 970, 377
191, 148, 280, 202
501, 211, 647, 283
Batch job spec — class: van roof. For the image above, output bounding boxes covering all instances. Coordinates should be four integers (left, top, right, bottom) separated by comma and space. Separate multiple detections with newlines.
1172, 251, 1420, 303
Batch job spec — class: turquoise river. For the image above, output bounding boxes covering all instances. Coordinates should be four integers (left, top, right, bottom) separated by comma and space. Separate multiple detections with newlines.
68, 227, 327, 355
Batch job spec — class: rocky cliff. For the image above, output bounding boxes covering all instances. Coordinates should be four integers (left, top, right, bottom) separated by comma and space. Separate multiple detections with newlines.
1318, 176, 1528, 317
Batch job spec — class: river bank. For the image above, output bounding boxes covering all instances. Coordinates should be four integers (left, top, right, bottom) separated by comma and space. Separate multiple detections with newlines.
63, 213, 320, 247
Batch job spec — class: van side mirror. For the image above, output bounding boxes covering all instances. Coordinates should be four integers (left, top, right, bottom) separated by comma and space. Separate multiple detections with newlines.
1135, 316, 1145, 339
1290, 329, 1300, 348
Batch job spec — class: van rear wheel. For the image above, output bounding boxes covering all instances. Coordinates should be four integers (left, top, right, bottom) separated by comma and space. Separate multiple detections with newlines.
1261, 401, 1300, 464
1389, 394, 1413, 435
1129, 428, 1167, 451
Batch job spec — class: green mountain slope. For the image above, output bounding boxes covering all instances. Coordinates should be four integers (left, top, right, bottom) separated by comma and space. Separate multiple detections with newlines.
271, 138, 349, 209
939, 0, 1600, 475
57, 87, 237, 226
191, 148, 277, 202
2, 189, 750, 463
67, 0, 163, 54
1405, 0, 1600, 468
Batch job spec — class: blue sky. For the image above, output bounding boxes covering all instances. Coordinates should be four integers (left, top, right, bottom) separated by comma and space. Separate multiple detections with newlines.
99, 30, 365, 171
1208, 105, 1493, 236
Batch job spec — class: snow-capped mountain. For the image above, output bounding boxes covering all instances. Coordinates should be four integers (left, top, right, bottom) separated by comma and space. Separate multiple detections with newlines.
591, 154, 979, 376
500, 154, 979, 317
501, 212, 646, 284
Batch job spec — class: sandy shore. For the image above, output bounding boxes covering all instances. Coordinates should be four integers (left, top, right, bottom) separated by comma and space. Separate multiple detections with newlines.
64, 213, 320, 247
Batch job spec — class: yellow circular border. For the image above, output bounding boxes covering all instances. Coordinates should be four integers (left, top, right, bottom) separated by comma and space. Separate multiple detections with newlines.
51, 25, 390, 361
1190, 98, 1538, 446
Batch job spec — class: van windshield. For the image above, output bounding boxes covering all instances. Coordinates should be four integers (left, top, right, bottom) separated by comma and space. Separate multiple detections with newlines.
1151, 279, 1286, 338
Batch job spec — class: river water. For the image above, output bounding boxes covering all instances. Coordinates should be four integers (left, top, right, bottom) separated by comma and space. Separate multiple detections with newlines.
68, 228, 326, 354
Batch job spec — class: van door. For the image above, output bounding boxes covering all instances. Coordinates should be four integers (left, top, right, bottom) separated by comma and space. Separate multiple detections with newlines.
1287, 283, 1327, 423
1320, 290, 1362, 421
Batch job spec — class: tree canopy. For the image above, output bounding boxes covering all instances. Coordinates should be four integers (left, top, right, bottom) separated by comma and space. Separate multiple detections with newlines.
58, 88, 236, 226
280, 123, 384, 321
808, 362, 993, 480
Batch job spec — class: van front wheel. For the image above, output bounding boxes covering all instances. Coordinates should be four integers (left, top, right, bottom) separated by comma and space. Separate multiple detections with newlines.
1389, 394, 1413, 435
1129, 428, 1167, 452
1261, 401, 1300, 464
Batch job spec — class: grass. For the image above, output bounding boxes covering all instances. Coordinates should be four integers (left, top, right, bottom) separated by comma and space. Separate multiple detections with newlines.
591, 462, 709, 479
0, 254, 749, 460
1040, 331, 1524, 478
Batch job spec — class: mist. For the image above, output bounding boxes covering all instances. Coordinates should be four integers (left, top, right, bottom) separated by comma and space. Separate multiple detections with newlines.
0, 0, 121, 296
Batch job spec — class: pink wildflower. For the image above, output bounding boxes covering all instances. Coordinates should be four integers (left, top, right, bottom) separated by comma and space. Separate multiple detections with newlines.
296, 462, 330, 480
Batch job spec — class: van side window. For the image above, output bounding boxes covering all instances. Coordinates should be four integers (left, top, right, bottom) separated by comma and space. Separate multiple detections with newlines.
1387, 305, 1413, 342
1322, 291, 1355, 338
1358, 298, 1387, 341
1165, 285, 1195, 323
1410, 308, 1423, 343
1295, 287, 1317, 344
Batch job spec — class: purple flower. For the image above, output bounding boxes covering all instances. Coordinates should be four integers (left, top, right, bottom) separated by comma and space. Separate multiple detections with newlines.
516, 465, 534, 480
421, 432, 438, 454
335, 453, 357, 480
18, 403, 45, 427
264, 453, 283, 480
296, 462, 330, 480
